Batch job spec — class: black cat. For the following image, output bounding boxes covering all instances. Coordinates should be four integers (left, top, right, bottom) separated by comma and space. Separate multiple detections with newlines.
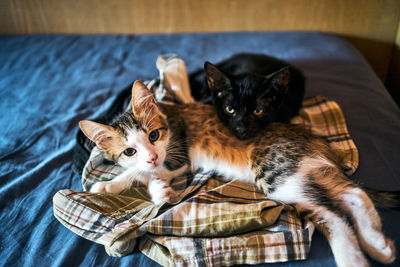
189, 53, 305, 139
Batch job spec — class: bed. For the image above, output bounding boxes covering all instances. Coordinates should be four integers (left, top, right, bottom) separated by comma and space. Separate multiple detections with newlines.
1, 32, 399, 266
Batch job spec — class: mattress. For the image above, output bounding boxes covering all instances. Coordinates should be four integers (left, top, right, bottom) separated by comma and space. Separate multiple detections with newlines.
1, 32, 399, 267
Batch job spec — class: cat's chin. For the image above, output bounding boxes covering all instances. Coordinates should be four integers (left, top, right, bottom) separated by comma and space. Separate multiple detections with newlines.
142, 163, 164, 174
234, 132, 253, 140
232, 127, 262, 139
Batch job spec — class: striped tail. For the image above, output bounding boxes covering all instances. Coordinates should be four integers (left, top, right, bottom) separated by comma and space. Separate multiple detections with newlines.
362, 187, 400, 209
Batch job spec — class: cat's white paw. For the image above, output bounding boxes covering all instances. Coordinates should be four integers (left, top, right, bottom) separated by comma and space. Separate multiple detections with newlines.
90, 181, 124, 194
90, 182, 108, 193
364, 236, 396, 264
148, 178, 173, 205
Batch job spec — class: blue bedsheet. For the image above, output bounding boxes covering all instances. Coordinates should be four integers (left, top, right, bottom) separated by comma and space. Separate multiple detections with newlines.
1, 32, 399, 267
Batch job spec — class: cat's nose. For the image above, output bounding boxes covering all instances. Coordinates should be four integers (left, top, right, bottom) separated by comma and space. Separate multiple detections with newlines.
235, 126, 247, 134
147, 154, 158, 166
235, 127, 249, 139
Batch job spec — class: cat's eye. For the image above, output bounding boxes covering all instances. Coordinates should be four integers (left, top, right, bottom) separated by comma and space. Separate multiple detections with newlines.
253, 108, 263, 116
148, 130, 160, 142
224, 106, 235, 115
123, 148, 136, 157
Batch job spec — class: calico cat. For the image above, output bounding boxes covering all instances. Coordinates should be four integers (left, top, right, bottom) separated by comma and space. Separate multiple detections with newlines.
79, 91, 189, 204
189, 53, 305, 139
80, 81, 397, 267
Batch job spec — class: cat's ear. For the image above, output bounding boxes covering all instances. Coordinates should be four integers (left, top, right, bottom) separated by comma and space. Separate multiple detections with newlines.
79, 120, 117, 150
204, 62, 231, 91
131, 80, 160, 117
270, 66, 291, 93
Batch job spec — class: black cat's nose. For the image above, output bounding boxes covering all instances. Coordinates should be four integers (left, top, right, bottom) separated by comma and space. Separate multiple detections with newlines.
235, 126, 246, 134
235, 127, 248, 139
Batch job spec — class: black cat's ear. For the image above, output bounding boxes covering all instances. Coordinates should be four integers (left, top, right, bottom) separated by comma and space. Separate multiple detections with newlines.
204, 62, 231, 91
270, 66, 291, 93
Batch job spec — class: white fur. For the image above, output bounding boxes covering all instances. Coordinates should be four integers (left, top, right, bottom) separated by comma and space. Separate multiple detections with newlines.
90, 167, 147, 194
90, 127, 186, 205
147, 178, 174, 205
267, 173, 308, 202
266, 173, 369, 267
315, 207, 369, 267
265, 156, 332, 203
117, 129, 168, 172
341, 188, 395, 263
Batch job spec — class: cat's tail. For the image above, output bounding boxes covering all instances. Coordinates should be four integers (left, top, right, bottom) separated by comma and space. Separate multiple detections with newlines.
362, 187, 400, 209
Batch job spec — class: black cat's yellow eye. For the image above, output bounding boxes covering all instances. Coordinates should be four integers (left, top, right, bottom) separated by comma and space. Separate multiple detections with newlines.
224, 106, 235, 115
124, 148, 136, 157
149, 130, 160, 142
253, 108, 263, 116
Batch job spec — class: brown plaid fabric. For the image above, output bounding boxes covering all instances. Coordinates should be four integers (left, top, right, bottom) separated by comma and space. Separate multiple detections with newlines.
53, 55, 358, 266
292, 96, 358, 175
54, 176, 314, 265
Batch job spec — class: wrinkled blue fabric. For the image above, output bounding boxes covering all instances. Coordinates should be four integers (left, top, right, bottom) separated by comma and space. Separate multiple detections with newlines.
0, 33, 399, 267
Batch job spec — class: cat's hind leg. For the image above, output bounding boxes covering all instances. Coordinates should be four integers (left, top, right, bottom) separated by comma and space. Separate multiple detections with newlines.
340, 187, 395, 264
258, 157, 369, 267
299, 205, 368, 267
297, 157, 394, 264
257, 173, 368, 267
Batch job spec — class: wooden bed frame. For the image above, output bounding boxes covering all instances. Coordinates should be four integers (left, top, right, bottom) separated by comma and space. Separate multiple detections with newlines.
1, 0, 399, 104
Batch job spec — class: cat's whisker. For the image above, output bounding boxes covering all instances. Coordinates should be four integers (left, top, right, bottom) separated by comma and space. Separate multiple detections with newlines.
165, 154, 188, 161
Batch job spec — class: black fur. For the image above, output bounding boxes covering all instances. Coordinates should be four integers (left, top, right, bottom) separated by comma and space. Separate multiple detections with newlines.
189, 53, 305, 139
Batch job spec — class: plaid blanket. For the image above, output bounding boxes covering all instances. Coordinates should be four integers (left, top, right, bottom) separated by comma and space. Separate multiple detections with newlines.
53, 55, 358, 266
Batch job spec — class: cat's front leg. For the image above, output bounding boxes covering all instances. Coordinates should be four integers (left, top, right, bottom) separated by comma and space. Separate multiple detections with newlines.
90, 180, 129, 194
90, 167, 140, 194
147, 177, 174, 205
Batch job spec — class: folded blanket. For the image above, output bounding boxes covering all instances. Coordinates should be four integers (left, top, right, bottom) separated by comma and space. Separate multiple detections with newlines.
54, 54, 358, 266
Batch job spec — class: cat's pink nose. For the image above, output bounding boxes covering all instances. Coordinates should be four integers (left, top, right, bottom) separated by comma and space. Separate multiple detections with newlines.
147, 154, 158, 166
